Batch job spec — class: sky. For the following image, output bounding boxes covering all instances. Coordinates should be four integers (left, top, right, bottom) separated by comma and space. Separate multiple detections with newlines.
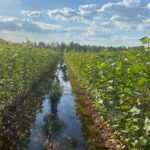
0, 0, 150, 46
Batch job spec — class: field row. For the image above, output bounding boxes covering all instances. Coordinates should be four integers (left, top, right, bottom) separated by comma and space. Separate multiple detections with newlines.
65, 49, 150, 149
0, 43, 59, 110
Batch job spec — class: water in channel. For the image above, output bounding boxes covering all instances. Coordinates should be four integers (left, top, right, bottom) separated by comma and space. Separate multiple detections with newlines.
27, 63, 87, 150
0, 61, 107, 150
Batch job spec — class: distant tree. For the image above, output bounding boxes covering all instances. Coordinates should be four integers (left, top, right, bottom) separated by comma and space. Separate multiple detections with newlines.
60, 42, 66, 52
33, 42, 38, 47
38, 41, 46, 48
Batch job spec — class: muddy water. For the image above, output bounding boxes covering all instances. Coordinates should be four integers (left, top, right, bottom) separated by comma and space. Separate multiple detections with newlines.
27, 64, 87, 150
0, 63, 107, 150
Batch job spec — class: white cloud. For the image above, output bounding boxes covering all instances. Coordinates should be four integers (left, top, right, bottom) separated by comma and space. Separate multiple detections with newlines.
35, 22, 61, 31
84, 22, 113, 38
79, 4, 96, 10
48, 7, 77, 21
98, 3, 113, 12
97, 1, 150, 31
0, 16, 63, 33
79, 4, 99, 20
147, 3, 150, 9
137, 18, 150, 31
0, 16, 17, 22
48, 4, 99, 22
21, 10, 41, 17
110, 15, 137, 30
47, 1, 150, 32
79, 4, 97, 16
122, 0, 140, 7
0, 15, 86, 36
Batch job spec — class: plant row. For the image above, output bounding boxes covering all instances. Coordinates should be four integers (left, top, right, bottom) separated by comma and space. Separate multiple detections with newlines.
0, 43, 59, 110
65, 49, 150, 149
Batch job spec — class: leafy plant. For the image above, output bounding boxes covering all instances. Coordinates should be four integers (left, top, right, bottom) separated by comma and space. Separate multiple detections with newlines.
65, 48, 150, 149
0, 42, 60, 110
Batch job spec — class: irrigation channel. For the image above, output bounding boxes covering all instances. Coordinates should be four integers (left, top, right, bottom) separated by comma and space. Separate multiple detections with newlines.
0, 60, 108, 150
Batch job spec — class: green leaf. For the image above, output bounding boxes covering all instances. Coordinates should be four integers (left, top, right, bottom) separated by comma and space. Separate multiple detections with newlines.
129, 64, 145, 74
140, 37, 150, 45
120, 105, 131, 110
137, 77, 148, 85
126, 53, 136, 61
97, 63, 106, 70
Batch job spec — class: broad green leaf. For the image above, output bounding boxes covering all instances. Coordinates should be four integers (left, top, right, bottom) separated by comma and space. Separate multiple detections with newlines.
97, 63, 106, 70
137, 77, 148, 85
140, 37, 150, 45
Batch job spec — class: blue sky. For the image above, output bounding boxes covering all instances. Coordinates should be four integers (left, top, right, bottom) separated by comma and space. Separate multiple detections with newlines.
0, 0, 150, 46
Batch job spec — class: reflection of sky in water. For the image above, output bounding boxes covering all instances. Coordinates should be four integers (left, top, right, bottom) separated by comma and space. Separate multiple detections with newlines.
28, 64, 87, 150
60, 72, 72, 94
28, 98, 50, 150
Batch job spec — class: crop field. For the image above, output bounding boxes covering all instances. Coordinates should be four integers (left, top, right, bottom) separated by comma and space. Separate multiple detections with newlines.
0, 42, 59, 110
65, 48, 150, 149
0, 38, 150, 150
